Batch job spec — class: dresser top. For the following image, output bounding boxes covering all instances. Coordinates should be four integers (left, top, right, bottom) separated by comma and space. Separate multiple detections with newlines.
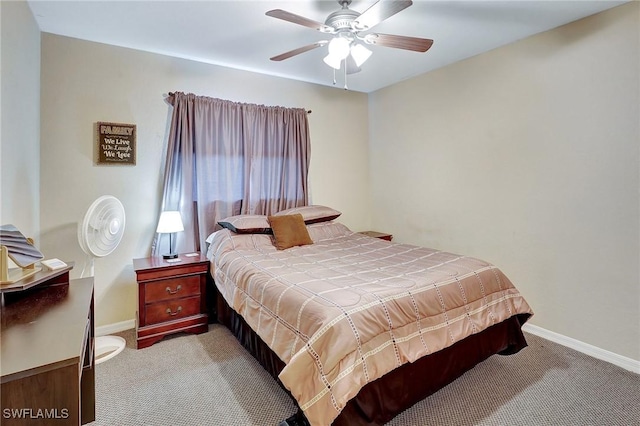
1, 277, 94, 380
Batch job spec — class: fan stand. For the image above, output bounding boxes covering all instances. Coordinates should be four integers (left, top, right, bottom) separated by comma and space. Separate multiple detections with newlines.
95, 335, 126, 364
80, 255, 127, 365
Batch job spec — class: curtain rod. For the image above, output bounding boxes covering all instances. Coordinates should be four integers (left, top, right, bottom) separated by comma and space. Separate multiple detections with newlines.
166, 92, 311, 114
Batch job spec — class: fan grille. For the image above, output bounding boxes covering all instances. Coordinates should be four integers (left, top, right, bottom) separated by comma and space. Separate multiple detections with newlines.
79, 196, 125, 258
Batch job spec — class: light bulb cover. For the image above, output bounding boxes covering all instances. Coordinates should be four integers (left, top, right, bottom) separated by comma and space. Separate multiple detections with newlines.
328, 37, 350, 60
323, 53, 342, 70
350, 43, 372, 67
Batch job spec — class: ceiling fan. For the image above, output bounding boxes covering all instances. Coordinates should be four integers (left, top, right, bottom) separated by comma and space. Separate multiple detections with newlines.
266, 0, 433, 81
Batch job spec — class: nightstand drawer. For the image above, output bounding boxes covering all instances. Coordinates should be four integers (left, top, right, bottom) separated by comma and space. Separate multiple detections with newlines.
144, 276, 200, 303
145, 296, 202, 325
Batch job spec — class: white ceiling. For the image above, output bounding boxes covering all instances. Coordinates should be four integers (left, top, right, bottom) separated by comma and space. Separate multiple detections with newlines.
28, 0, 628, 93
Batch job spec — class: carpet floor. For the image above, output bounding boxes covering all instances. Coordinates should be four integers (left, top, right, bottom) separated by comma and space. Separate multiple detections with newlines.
89, 325, 639, 426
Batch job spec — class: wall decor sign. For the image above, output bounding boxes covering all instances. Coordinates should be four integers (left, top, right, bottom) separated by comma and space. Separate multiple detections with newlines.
97, 122, 136, 165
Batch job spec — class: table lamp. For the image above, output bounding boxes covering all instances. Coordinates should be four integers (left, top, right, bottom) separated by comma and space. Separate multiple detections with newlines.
156, 211, 184, 259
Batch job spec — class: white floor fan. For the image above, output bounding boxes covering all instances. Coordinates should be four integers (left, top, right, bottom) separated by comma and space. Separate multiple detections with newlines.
78, 195, 127, 364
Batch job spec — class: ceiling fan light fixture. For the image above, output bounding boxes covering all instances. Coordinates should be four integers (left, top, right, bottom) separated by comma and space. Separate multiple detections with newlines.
328, 37, 350, 60
266, 0, 433, 87
350, 43, 372, 67
323, 53, 342, 70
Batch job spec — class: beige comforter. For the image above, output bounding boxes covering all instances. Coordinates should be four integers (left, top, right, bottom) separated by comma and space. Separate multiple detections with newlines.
208, 222, 532, 426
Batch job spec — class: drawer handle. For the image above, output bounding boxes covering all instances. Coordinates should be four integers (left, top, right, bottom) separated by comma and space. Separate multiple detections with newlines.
166, 306, 182, 316
165, 285, 182, 295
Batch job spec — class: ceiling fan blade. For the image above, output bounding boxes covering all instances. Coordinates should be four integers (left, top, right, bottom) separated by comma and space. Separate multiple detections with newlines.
364, 33, 433, 52
266, 9, 334, 33
353, 0, 413, 31
270, 41, 328, 61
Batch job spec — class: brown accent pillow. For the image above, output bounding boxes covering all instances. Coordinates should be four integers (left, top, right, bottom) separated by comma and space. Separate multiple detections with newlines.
268, 214, 313, 250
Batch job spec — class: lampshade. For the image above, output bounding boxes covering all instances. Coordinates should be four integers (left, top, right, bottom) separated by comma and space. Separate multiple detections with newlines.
156, 211, 184, 234
350, 43, 372, 67
345, 54, 361, 75
328, 37, 350, 60
323, 53, 342, 70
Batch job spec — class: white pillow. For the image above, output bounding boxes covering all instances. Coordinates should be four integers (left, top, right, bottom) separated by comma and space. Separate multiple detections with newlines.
273, 205, 341, 224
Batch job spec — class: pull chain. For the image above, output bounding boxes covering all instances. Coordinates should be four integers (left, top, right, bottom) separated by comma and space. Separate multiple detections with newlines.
344, 60, 348, 90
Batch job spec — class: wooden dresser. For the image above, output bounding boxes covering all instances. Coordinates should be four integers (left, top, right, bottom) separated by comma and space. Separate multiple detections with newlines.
1, 276, 95, 425
134, 253, 209, 349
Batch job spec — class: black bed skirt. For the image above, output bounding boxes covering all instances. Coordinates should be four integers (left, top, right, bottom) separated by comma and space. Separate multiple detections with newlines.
215, 287, 530, 426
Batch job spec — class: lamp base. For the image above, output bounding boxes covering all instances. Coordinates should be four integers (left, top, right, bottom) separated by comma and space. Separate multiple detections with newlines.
162, 253, 178, 259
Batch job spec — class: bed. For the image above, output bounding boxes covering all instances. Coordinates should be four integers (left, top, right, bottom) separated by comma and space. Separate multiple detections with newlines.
206, 206, 533, 426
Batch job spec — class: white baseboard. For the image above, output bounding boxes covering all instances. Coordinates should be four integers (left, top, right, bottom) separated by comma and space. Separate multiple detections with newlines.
96, 319, 136, 337
522, 323, 640, 374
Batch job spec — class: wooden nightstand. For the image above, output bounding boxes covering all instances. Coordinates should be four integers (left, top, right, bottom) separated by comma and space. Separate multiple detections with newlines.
133, 253, 209, 349
359, 231, 393, 241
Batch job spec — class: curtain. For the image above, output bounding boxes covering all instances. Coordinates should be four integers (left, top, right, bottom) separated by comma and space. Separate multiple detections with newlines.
153, 92, 310, 255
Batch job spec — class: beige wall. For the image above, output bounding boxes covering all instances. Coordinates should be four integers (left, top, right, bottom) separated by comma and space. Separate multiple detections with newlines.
0, 0, 40, 238
39, 34, 370, 327
369, 3, 639, 360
